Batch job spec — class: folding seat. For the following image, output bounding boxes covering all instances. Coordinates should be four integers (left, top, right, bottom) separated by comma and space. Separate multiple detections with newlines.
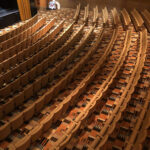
41, 114, 53, 132
19, 61, 27, 74
11, 78, 21, 94
49, 69, 54, 82
29, 124, 43, 143
14, 135, 31, 150
3, 49, 10, 60
36, 63, 43, 76
2, 59, 10, 72
43, 47, 49, 59
0, 105, 3, 119
38, 50, 44, 62
20, 72, 29, 87
0, 64, 2, 74
41, 73, 49, 88
10, 112, 24, 131
42, 58, 49, 72
28, 67, 37, 83
26, 58, 33, 70
32, 54, 38, 66
0, 53, 3, 62
0, 84, 11, 99
48, 55, 55, 66
14, 91, 25, 107
24, 84, 33, 101
35, 96, 45, 114
2, 41, 7, 50
12, 66, 20, 79
3, 70, 12, 84
0, 123, 11, 141
53, 64, 59, 77
3, 98, 15, 115
15, 43, 21, 54
23, 103, 35, 122
23, 49, 29, 59
9, 46, 17, 57
53, 105, 63, 122
10, 55, 17, 68
28, 46, 34, 57
33, 78, 42, 95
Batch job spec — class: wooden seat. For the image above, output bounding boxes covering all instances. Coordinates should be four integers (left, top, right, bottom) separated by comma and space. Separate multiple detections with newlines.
24, 84, 33, 101
33, 78, 42, 95
14, 91, 25, 107
29, 125, 43, 143
20, 72, 29, 87
0, 123, 11, 141
3, 98, 15, 115
14, 135, 31, 150
35, 96, 45, 114
23, 103, 35, 122
10, 112, 23, 131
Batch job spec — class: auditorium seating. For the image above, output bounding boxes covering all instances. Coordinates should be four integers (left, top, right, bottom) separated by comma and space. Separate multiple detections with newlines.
0, 5, 149, 150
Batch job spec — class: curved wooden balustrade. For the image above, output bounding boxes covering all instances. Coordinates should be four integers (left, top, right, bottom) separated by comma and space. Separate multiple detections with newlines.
73, 3, 81, 23
111, 8, 121, 28
131, 9, 144, 31
121, 8, 131, 30
0, 15, 38, 43
102, 7, 109, 26
141, 9, 150, 32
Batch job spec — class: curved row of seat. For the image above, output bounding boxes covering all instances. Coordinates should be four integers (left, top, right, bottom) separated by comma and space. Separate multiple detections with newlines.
0, 17, 46, 52
0, 17, 46, 63
0, 21, 87, 140
0, 21, 73, 118
0, 20, 64, 97
41, 25, 121, 149
96, 29, 147, 149
0, 18, 56, 75
0, 6, 149, 150
60, 27, 131, 150
3, 25, 96, 150
0, 15, 38, 43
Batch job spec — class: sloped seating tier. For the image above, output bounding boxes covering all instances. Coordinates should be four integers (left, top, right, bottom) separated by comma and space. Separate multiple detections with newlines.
141, 9, 150, 32
0, 15, 38, 43
56, 28, 132, 149
102, 7, 109, 25
0, 6, 149, 150
39, 27, 119, 149
111, 8, 121, 28
0, 18, 56, 74
0, 21, 73, 117
95, 29, 147, 150
0, 26, 96, 149
71, 28, 132, 150
0, 20, 64, 91
0, 17, 46, 52
121, 8, 131, 30
0, 24, 90, 142
131, 9, 144, 31
0, 18, 46, 63
2, 26, 98, 149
